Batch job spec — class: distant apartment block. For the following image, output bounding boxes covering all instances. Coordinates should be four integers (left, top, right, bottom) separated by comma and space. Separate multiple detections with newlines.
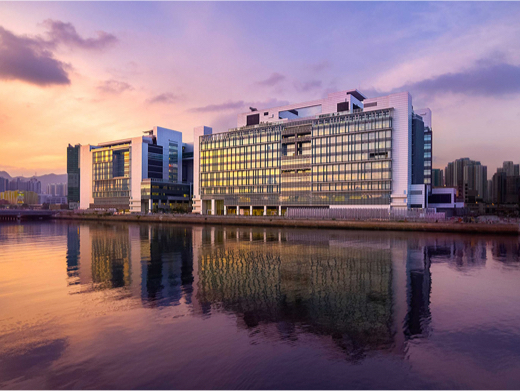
3, 177, 42, 194
502, 161, 520, 177
0, 177, 8, 193
192, 89, 438, 215
445, 158, 487, 203
490, 161, 520, 205
47, 183, 67, 197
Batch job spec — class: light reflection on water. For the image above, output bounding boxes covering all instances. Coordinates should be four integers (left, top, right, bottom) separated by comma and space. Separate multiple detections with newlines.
0, 221, 520, 389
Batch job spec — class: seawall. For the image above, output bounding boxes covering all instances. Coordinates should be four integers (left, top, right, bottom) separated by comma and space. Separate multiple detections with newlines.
54, 214, 520, 235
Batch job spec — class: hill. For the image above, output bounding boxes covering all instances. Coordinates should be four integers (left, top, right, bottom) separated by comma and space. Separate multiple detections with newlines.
0, 171, 12, 180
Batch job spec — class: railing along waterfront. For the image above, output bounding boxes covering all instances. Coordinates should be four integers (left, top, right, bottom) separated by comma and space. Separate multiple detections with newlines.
286, 208, 446, 222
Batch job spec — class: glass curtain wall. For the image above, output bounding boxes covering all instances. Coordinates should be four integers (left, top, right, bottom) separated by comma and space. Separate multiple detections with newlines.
92, 146, 131, 200
169, 142, 179, 183
200, 109, 393, 206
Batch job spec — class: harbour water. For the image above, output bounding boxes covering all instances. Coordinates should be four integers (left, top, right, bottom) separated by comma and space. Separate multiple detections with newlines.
1, 221, 520, 389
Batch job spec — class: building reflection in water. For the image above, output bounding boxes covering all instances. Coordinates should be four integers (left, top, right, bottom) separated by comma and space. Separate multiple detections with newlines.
70, 224, 194, 307
91, 225, 131, 290
66, 225, 80, 286
404, 241, 431, 339
492, 240, 520, 265
66, 223, 519, 360
195, 228, 395, 360
140, 225, 194, 307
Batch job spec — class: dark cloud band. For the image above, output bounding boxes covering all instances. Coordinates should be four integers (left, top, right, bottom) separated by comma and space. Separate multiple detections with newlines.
0, 26, 70, 86
0, 21, 118, 87
405, 62, 520, 97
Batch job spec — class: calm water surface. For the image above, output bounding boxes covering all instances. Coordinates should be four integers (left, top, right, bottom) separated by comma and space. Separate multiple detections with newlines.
1, 222, 520, 389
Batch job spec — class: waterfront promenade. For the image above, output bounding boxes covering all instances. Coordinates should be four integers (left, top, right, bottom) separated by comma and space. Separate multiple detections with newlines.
54, 212, 520, 235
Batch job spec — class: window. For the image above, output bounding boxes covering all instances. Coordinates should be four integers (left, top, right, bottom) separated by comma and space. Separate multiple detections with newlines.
337, 102, 349, 112
246, 114, 260, 126
429, 193, 451, 204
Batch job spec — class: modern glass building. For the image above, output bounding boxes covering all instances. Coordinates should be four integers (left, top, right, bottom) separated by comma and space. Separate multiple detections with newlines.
193, 90, 432, 215
78, 126, 193, 212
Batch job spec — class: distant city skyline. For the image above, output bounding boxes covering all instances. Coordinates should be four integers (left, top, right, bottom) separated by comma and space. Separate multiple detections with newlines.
1, 2, 520, 176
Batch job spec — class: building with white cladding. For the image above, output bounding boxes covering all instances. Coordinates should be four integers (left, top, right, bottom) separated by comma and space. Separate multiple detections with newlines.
78, 126, 193, 213
192, 89, 436, 215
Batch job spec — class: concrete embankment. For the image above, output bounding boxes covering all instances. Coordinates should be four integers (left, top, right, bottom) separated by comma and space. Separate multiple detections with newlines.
54, 214, 520, 235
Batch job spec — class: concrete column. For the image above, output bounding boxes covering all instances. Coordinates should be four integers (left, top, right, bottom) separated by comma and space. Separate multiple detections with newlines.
224, 206, 227, 216
211, 199, 215, 216
148, 199, 152, 213
250, 205, 253, 216
264, 205, 267, 216
278, 205, 282, 216
237, 206, 240, 216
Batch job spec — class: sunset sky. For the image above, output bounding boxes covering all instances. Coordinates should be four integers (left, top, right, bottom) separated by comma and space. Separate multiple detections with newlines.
1, 2, 519, 177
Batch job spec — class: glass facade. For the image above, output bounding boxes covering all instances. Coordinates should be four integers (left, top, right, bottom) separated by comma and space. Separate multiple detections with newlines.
140, 180, 191, 213
148, 144, 164, 180
424, 130, 432, 184
168, 142, 179, 182
67, 144, 80, 204
92, 145, 131, 201
200, 109, 393, 206
141, 181, 191, 201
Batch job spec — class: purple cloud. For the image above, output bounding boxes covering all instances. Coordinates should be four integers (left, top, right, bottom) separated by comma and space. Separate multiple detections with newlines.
0, 26, 70, 86
188, 100, 246, 113
295, 80, 322, 92
0, 20, 118, 87
249, 98, 290, 110
309, 61, 331, 73
257, 72, 286, 87
147, 93, 182, 104
402, 62, 520, 97
97, 79, 133, 94
43, 19, 118, 50
189, 98, 290, 114
365, 58, 520, 99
